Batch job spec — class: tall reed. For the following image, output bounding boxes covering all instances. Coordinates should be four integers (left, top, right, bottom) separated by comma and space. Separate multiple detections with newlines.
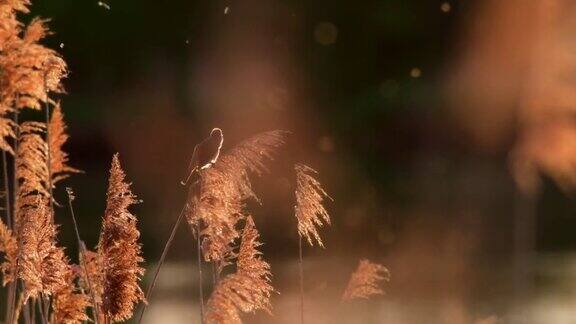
293, 163, 331, 323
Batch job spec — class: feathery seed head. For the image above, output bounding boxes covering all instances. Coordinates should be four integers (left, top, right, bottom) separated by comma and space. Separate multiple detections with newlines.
187, 131, 286, 266
294, 163, 331, 247
342, 259, 390, 301
98, 154, 145, 322
204, 217, 274, 324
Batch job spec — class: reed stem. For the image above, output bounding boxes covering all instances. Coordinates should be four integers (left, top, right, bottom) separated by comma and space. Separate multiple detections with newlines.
298, 235, 304, 324
196, 225, 205, 323
136, 205, 186, 324
43, 81, 54, 217
12, 291, 24, 324
3, 150, 16, 324
8, 109, 19, 324
37, 294, 49, 324
66, 189, 99, 324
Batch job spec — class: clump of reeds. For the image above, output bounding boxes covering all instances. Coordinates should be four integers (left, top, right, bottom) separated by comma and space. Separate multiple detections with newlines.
0, 1, 398, 323
139, 130, 287, 324
0, 2, 147, 323
342, 259, 390, 301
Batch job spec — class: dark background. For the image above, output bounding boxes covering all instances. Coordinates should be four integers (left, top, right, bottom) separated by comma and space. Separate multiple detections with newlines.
28, 0, 573, 255
34, 0, 464, 256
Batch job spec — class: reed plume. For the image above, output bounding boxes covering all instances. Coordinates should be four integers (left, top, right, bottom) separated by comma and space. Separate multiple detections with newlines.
0, 0, 29, 47
204, 216, 274, 324
97, 154, 145, 322
0, 0, 27, 154
77, 248, 104, 306
0, 1, 66, 155
0, 17, 66, 110
14, 121, 49, 204
342, 259, 390, 301
294, 163, 331, 247
48, 104, 80, 185
187, 130, 286, 267
17, 196, 68, 300
51, 262, 90, 324
0, 217, 17, 285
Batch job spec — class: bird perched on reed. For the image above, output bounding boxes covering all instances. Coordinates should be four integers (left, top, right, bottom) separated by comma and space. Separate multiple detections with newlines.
181, 128, 224, 186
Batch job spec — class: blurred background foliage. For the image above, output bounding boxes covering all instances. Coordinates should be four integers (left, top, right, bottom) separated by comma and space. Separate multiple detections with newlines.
31, 0, 468, 252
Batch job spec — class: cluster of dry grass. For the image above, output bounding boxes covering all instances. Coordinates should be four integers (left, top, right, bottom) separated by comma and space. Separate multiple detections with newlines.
0, 1, 391, 323
163, 128, 390, 323
0, 1, 144, 323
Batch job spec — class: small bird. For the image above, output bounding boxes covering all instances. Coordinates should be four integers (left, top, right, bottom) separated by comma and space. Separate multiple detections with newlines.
181, 128, 224, 186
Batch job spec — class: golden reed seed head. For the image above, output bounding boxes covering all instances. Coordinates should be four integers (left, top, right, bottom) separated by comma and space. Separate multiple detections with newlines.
342, 259, 390, 301
77, 248, 104, 306
0, 5, 67, 154
204, 217, 274, 324
15, 122, 50, 204
98, 154, 145, 322
51, 262, 90, 324
1, 1, 88, 322
294, 163, 331, 247
49, 104, 81, 185
17, 196, 68, 300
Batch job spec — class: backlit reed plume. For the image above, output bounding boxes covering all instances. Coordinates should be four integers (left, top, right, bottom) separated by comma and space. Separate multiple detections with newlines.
0, 0, 27, 154
17, 196, 68, 300
0, 0, 29, 47
48, 104, 80, 185
0, 217, 17, 285
11, 108, 76, 207
204, 216, 274, 324
187, 130, 286, 267
15, 121, 49, 203
0, 14, 66, 151
51, 261, 90, 323
294, 163, 331, 247
342, 259, 390, 301
97, 154, 145, 322
77, 249, 104, 306
0, 17, 66, 110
